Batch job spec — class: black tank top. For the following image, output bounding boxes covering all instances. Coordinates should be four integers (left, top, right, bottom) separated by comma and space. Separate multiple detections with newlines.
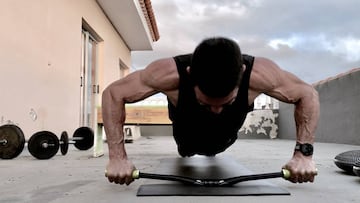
168, 54, 255, 156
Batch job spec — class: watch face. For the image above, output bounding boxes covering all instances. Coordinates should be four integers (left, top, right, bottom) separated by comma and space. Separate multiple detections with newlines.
301, 144, 313, 156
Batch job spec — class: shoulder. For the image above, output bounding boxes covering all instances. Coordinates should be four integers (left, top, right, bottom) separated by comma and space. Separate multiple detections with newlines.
250, 57, 305, 93
249, 56, 314, 103
250, 57, 283, 91
252, 57, 280, 73
141, 57, 180, 92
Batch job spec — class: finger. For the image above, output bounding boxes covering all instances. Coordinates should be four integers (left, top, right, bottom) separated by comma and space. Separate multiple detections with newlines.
119, 179, 125, 185
125, 176, 134, 185
299, 168, 318, 183
287, 173, 297, 183
106, 174, 115, 183
108, 175, 122, 185
300, 174, 312, 183
109, 176, 117, 183
309, 175, 315, 182
308, 169, 318, 182
314, 168, 319, 176
299, 169, 306, 182
304, 174, 312, 183
289, 168, 298, 183
282, 167, 296, 183
105, 173, 117, 183
114, 178, 121, 184
304, 168, 317, 183
297, 174, 306, 183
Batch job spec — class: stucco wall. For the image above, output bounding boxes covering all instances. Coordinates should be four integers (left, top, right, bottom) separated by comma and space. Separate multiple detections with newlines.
238, 110, 279, 139
0, 0, 130, 138
278, 69, 360, 145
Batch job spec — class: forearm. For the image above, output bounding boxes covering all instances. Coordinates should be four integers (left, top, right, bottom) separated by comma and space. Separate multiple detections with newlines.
105, 119, 127, 160
102, 88, 128, 160
294, 87, 320, 144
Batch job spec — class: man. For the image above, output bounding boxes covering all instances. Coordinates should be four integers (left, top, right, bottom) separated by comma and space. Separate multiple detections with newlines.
102, 37, 319, 185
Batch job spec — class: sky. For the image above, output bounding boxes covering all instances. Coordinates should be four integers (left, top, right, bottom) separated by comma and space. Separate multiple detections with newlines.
132, 0, 360, 85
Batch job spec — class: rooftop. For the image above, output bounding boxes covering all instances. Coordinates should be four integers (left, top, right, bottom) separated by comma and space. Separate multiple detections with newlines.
1, 136, 359, 202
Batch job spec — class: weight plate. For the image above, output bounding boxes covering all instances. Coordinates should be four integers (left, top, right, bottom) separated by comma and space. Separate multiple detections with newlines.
60, 131, 69, 155
73, 127, 94, 150
28, 131, 59, 159
0, 124, 25, 159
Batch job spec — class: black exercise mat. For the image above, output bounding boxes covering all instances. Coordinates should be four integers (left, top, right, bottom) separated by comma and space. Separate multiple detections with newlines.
136, 156, 290, 196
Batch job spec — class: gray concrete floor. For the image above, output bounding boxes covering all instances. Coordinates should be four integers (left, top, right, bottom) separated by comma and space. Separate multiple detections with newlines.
1, 136, 360, 203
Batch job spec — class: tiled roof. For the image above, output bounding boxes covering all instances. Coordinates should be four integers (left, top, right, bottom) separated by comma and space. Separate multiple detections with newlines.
139, 0, 160, 41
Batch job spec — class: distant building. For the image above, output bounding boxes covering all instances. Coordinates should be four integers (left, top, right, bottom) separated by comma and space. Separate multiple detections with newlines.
254, 94, 279, 110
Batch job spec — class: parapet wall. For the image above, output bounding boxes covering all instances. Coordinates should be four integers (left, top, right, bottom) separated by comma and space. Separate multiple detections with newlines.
278, 68, 360, 145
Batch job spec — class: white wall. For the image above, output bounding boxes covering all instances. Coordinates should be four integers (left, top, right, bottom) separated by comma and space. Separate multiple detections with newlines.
0, 0, 131, 138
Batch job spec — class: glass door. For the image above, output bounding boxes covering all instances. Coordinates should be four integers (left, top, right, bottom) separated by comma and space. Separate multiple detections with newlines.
80, 30, 98, 128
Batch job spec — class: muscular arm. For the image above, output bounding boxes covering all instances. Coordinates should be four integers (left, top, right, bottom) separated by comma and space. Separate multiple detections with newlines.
249, 57, 320, 183
102, 71, 156, 160
250, 57, 319, 144
101, 58, 178, 184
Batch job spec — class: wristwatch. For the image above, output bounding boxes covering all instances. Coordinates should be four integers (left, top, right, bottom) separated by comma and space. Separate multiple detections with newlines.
295, 143, 314, 156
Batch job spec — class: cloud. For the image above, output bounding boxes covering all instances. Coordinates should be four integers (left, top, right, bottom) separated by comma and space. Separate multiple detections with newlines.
132, 0, 360, 83
325, 37, 360, 62
268, 36, 303, 50
175, 0, 249, 21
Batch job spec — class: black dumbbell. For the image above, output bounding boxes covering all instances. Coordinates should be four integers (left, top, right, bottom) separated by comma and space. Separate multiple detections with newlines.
70, 127, 94, 151
59, 127, 94, 155
27, 127, 94, 159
